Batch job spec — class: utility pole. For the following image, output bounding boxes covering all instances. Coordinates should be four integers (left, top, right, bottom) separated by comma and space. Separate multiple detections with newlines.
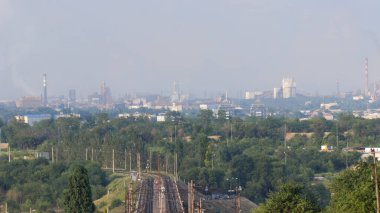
129, 150, 132, 172
235, 187, 241, 213
159, 187, 164, 213
198, 198, 202, 213
372, 148, 380, 213
336, 124, 339, 149
8, 145, 10, 163
149, 150, 152, 172
188, 180, 194, 213
124, 149, 127, 170
173, 155, 176, 178
192, 181, 195, 213
126, 182, 132, 213
188, 181, 191, 213
158, 153, 162, 213
137, 153, 141, 177
175, 124, 178, 180
158, 153, 161, 179
129, 182, 133, 213
226, 127, 229, 146
125, 186, 127, 213
165, 154, 168, 174
345, 139, 349, 169
175, 154, 178, 181
112, 149, 115, 173
211, 144, 215, 170
284, 122, 287, 166
52, 146, 54, 163
230, 120, 233, 143
158, 153, 163, 213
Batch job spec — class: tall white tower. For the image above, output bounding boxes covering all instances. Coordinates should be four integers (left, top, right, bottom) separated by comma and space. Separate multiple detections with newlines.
170, 81, 180, 103
336, 80, 340, 98
365, 58, 369, 97
43, 73, 47, 107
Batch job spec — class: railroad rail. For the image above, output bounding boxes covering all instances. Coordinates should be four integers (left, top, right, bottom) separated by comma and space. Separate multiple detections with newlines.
137, 177, 154, 213
136, 175, 184, 213
163, 177, 179, 213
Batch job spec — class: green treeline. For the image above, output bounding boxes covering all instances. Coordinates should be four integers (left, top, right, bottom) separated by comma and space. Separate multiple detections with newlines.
0, 159, 107, 212
1, 111, 380, 212
256, 161, 380, 212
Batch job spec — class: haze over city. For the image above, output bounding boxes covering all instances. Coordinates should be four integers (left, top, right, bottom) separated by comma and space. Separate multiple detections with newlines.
0, 0, 380, 99
4, 1, 380, 212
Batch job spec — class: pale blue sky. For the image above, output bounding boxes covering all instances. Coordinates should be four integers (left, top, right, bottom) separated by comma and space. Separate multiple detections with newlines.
0, 0, 379, 99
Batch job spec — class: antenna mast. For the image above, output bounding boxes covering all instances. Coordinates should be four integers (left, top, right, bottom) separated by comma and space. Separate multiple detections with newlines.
365, 58, 369, 97
43, 73, 48, 107
336, 80, 340, 98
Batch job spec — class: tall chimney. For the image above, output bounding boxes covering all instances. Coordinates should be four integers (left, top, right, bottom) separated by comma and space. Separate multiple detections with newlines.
43, 73, 47, 107
365, 58, 369, 97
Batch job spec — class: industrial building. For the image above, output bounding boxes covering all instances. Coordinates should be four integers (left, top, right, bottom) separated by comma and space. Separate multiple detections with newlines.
250, 100, 267, 118
15, 114, 52, 126
16, 96, 42, 108
282, 78, 296, 98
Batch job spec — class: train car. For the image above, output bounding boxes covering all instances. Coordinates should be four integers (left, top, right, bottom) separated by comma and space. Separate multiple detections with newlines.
353, 147, 366, 153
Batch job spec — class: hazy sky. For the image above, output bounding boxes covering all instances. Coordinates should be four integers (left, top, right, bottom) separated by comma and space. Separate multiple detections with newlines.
0, 0, 380, 99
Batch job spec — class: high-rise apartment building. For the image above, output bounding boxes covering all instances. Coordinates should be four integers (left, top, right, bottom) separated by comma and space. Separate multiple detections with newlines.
100, 82, 112, 106
68, 89, 76, 104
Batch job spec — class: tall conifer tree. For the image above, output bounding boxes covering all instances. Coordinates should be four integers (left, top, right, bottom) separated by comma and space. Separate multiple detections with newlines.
63, 165, 95, 213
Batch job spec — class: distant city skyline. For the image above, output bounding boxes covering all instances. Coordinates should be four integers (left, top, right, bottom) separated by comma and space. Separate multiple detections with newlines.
1, 0, 380, 99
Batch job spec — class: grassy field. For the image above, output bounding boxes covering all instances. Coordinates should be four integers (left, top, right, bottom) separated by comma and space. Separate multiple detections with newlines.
94, 174, 138, 213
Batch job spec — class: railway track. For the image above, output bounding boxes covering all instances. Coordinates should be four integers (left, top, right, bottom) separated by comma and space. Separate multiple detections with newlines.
137, 175, 184, 213
137, 177, 154, 213
163, 177, 181, 213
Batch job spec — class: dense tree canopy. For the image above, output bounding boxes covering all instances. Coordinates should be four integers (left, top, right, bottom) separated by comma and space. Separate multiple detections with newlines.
1, 110, 379, 211
63, 165, 95, 213
254, 182, 320, 213
327, 161, 378, 213
0, 159, 106, 212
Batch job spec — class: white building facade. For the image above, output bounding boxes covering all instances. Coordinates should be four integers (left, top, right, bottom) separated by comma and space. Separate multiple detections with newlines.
282, 78, 296, 98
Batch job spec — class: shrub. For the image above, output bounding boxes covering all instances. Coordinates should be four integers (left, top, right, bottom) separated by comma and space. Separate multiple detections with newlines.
109, 199, 122, 209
